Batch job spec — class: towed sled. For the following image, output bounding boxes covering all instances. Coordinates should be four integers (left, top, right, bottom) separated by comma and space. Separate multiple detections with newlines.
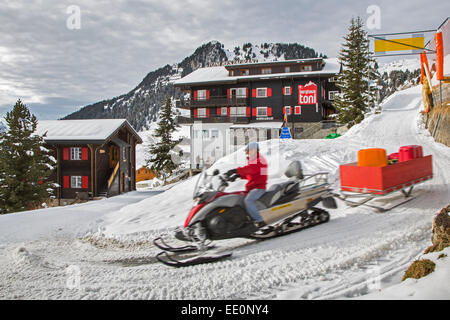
334, 146, 433, 212
153, 161, 337, 267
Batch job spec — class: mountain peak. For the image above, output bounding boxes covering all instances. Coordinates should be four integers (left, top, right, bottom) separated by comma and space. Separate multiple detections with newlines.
63, 41, 325, 131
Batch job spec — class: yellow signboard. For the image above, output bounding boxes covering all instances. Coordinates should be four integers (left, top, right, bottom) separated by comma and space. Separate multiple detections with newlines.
374, 36, 425, 53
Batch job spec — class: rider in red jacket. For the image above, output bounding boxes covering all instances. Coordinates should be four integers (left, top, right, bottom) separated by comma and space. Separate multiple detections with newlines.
225, 142, 267, 228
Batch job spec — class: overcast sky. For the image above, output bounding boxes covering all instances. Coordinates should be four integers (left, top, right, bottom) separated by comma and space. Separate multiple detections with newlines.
0, 0, 448, 120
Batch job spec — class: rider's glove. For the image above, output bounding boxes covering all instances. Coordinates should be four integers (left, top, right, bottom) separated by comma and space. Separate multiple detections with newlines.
224, 168, 237, 179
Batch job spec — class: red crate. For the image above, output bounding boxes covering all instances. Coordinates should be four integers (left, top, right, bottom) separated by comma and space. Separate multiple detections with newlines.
340, 155, 433, 195
398, 145, 423, 162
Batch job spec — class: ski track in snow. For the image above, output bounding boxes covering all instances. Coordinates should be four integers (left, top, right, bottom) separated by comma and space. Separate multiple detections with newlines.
0, 86, 449, 300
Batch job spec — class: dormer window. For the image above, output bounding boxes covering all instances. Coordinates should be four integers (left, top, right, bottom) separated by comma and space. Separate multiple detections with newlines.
284, 66, 291, 73
240, 69, 249, 76
229, 70, 234, 76
261, 67, 272, 74
302, 65, 312, 71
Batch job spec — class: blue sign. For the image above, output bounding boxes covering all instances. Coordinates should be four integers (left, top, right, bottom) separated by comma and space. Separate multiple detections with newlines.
280, 126, 292, 139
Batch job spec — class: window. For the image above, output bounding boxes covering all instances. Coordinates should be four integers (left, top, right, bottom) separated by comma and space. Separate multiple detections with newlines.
240, 69, 249, 76
257, 107, 268, 117
193, 130, 200, 139
328, 76, 337, 82
197, 108, 206, 118
284, 66, 291, 73
328, 91, 339, 100
211, 130, 219, 138
197, 90, 207, 100
256, 88, 267, 97
261, 67, 272, 74
221, 107, 227, 116
229, 107, 247, 117
302, 65, 312, 71
231, 88, 247, 98
283, 86, 292, 95
71, 176, 82, 188
284, 106, 292, 115
202, 130, 209, 138
229, 70, 234, 76
70, 147, 82, 160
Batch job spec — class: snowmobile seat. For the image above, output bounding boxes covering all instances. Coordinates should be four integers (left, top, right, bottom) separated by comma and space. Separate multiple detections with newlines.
256, 184, 283, 208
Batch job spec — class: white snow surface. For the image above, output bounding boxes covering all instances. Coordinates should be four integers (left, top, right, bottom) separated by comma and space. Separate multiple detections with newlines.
1, 85, 449, 300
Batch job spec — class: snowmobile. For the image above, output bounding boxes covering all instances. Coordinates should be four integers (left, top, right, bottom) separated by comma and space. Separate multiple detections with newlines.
153, 160, 337, 267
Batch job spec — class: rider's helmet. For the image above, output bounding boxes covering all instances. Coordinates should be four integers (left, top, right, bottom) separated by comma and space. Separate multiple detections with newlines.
245, 142, 259, 153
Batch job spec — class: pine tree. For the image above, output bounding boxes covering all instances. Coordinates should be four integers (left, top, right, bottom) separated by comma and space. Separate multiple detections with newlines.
333, 16, 378, 128
146, 96, 180, 182
0, 100, 56, 214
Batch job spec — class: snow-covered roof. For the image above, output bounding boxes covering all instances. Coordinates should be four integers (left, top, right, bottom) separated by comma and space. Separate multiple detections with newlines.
36, 119, 142, 144
174, 58, 341, 86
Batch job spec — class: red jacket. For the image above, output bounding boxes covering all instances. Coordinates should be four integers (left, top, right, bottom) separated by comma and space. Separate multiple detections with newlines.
236, 154, 268, 193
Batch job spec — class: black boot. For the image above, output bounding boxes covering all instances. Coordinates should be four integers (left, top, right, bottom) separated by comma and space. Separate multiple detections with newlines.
254, 221, 266, 229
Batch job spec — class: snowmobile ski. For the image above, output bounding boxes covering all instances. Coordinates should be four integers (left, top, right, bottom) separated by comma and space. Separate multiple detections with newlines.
153, 237, 214, 253
156, 250, 232, 268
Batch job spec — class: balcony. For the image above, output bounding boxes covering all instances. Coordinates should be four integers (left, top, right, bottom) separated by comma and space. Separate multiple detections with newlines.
176, 95, 249, 109
176, 116, 250, 125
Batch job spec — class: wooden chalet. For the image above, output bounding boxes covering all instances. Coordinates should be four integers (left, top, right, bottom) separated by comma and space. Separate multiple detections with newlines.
36, 119, 142, 201
173, 57, 341, 168
175, 57, 341, 125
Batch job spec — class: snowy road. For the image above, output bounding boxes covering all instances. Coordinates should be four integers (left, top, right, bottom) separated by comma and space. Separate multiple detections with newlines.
0, 86, 449, 300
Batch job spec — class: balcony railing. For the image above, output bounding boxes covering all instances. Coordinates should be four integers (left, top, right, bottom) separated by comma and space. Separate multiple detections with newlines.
176, 96, 249, 109
176, 116, 250, 124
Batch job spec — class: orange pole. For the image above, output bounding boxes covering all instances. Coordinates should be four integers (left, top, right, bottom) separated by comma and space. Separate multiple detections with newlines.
435, 31, 444, 81
420, 52, 424, 84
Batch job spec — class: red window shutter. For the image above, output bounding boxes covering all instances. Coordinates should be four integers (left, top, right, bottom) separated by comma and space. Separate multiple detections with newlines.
267, 88, 272, 97
295, 106, 301, 114
193, 90, 198, 101
81, 147, 88, 160
206, 108, 210, 118
252, 108, 257, 116
63, 176, 70, 188
283, 87, 285, 95
193, 109, 198, 118
252, 89, 257, 97
82, 176, 89, 189
216, 107, 221, 116
63, 148, 69, 160
227, 89, 231, 99
227, 107, 230, 117
246, 88, 249, 97
246, 107, 250, 117
206, 90, 210, 100
267, 107, 272, 116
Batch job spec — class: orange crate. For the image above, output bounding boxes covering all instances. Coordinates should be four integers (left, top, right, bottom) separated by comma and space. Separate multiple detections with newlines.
357, 148, 388, 167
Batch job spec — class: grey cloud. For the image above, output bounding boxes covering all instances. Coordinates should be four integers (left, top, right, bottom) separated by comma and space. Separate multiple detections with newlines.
0, 0, 448, 120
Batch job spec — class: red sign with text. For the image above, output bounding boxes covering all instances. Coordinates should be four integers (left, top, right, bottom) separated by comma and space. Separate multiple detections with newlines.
298, 81, 317, 105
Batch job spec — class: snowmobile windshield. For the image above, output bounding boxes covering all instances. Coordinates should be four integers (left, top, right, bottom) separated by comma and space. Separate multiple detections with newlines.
192, 168, 222, 199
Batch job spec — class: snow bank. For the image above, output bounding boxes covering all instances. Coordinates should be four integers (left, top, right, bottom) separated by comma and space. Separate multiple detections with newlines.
361, 247, 450, 299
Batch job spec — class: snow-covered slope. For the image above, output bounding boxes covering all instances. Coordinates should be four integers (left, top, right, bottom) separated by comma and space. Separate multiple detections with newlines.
378, 58, 420, 74
0, 85, 449, 300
